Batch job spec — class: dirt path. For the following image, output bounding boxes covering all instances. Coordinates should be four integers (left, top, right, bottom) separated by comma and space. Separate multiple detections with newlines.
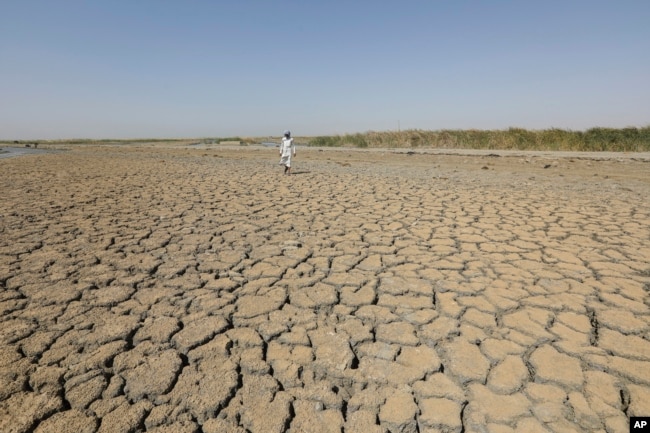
1, 145, 649, 432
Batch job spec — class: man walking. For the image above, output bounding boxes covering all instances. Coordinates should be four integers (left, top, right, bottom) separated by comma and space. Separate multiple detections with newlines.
279, 130, 296, 175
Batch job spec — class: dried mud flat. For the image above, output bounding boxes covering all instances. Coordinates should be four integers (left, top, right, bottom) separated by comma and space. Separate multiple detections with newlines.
1, 145, 649, 433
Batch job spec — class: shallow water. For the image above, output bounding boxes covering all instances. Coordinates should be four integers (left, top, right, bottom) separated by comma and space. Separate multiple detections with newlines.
0, 147, 54, 159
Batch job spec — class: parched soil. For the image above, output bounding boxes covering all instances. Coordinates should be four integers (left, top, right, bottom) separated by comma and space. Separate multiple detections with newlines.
1, 144, 649, 433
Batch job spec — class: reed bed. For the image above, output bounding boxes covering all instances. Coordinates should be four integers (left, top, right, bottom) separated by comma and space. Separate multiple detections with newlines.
307, 127, 650, 151
5, 128, 649, 152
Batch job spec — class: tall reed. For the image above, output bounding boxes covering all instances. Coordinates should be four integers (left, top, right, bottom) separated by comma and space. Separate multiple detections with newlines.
307, 127, 650, 151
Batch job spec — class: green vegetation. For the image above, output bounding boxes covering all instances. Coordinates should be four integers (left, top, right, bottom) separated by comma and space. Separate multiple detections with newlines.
4, 127, 649, 151
310, 133, 368, 148
212, 137, 257, 144
305, 127, 650, 151
0, 137, 259, 146
0, 138, 189, 145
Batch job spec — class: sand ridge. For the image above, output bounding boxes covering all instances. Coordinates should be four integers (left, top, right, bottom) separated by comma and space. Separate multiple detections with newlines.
1, 145, 649, 432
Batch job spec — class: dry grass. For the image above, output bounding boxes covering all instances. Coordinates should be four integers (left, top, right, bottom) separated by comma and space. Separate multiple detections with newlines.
307, 127, 650, 151
5, 127, 649, 152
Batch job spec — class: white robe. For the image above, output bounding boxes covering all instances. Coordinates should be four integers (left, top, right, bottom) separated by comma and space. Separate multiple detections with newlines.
279, 137, 295, 167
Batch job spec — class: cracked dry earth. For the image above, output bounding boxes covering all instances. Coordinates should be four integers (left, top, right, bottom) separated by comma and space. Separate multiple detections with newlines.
1, 145, 649, 433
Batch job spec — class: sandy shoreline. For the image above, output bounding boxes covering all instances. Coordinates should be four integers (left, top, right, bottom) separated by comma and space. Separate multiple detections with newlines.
1, 145, 649, 432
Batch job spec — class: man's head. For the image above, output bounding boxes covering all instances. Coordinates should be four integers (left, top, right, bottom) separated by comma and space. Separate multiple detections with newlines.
284, 130, 291, 138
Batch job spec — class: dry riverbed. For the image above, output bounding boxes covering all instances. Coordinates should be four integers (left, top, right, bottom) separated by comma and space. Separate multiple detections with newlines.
1, 145, 649, 432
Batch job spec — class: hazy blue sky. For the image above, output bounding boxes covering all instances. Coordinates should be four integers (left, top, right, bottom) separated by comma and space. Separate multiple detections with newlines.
2, 0, 648, 139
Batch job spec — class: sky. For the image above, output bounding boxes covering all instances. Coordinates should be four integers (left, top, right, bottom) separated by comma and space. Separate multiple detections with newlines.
1, 0, 649, 139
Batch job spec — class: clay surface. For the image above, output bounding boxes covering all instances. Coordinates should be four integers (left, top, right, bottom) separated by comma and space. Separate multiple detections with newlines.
1, 144, 649, 432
